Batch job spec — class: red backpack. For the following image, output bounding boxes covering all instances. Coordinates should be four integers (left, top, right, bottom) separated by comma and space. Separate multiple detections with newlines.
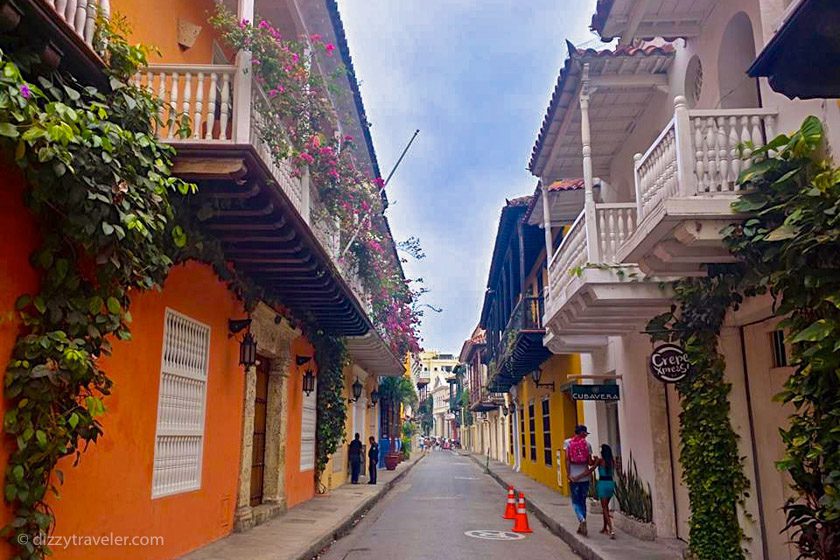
567, 437, 589, 464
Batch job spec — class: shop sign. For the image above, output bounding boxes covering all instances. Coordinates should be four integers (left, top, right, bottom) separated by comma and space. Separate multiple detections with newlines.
649, 343, 692, 383
569, 384, 620, 401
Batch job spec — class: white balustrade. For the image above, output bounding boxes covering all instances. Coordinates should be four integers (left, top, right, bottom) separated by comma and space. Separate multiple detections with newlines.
44, 0, 110, 48
548, 213, 587, 306
595, 203, 637, 262
137, 65, 236, 142
635, 98, 778, 221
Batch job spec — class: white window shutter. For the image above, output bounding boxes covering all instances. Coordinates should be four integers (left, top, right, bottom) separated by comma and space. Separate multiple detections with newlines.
152, 309, 211, 498
300, 379, 317, 471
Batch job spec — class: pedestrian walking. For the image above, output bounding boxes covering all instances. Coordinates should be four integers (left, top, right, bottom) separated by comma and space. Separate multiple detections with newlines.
367, 436, 379, 484
349, 433, 362, 484
596, 443, 616, 539
563, 425, 594, 536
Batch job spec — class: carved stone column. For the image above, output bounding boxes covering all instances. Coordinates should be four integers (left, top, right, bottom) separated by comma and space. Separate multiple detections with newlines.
262, 329, 294, 506
233, 364, 257, 531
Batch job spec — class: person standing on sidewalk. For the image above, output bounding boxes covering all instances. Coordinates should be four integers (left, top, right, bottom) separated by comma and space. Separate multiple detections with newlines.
596, 443, 616, 539
349, 433, 363, 484
564, 425, 594, 536
367, 436, 379, 484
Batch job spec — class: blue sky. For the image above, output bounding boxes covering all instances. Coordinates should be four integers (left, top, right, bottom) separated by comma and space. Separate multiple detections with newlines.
338, 0, 599, 354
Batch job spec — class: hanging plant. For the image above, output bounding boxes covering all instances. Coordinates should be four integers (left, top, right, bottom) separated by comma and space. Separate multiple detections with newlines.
311, 330, 348, 491
0, 16, 193, 558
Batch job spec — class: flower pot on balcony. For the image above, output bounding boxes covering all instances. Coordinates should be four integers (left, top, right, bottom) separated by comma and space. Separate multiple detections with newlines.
385, 451, 401, 471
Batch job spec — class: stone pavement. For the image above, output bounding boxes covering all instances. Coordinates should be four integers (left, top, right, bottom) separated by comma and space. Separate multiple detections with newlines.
463, 452, 686, 560
180, 454, 425, 560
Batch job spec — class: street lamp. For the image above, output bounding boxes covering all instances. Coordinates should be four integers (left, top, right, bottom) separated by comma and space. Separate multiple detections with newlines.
349, 378, 363, 403
368, 387, 379, 408
530, 368, 555, 390
302, 369, 316, 396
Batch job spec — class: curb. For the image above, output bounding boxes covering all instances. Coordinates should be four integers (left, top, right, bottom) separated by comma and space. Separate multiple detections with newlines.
465, 453, 604, 560
302, 453, 426, 560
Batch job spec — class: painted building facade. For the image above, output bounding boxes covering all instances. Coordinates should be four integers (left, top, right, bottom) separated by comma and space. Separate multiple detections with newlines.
530, 1, 840, 557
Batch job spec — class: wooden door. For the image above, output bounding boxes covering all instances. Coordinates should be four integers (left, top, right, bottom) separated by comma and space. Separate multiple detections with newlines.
250, 358, 269, 507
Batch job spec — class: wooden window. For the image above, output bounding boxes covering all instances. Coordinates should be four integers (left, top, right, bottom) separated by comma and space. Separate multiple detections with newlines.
152, 309, 210, 498
528, 401, 537, 462
542, 398, 552, 466
300, 378, 318, 471
519, 405, 526, 458
771, 330, 788, 368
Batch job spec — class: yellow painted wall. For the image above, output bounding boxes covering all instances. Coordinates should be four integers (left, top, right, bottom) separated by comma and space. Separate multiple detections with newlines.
515, 353, 581, 495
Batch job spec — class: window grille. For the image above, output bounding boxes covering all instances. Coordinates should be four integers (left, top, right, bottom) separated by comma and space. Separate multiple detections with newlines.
528, 401, 537, 462
300, 379, 318, 470
542, 398, 552, 466
152, 309, 210, 498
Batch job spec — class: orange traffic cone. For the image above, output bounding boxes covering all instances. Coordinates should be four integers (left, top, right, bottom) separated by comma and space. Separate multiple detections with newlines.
502, 486, 517, 519
512, 492, 533, 533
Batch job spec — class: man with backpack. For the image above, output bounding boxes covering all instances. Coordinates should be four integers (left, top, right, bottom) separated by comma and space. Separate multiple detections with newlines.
564, 425, 594, 536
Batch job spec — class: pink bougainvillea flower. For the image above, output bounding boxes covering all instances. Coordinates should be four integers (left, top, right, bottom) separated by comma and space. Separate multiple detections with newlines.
325, 43, 336, 56
373, 177, 386, 189
310, 33, 322, 42
19, 84, 31, 99
343, 135, 354, 142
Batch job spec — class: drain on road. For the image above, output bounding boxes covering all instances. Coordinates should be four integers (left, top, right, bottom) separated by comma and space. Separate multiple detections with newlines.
464, 530, 525, 541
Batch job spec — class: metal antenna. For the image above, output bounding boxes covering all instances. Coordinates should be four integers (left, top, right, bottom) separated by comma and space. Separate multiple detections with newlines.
340, 129, 420, 258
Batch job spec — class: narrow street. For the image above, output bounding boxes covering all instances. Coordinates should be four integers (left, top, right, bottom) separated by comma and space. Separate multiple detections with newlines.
318, 452, 580, 560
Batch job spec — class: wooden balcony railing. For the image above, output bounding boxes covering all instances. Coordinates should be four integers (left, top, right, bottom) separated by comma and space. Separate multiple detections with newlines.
634, 97, 778, 222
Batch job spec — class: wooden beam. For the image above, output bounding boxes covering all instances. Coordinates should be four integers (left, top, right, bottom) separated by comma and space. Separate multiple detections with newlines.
173, 157, 247, 178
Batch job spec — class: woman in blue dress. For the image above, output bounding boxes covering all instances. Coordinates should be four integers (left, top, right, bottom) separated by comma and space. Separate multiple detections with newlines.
596, 444, 616, 538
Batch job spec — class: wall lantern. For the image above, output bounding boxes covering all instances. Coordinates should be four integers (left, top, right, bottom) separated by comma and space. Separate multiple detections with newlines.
302, 369, 316, 396
502, 405, 509, 416
509, 402, 516, 414
228, 318, 256, 369
296, 355, 313, 367
368, 387, 379, 408
349, 378, 363, 403
530, 368, 555, 391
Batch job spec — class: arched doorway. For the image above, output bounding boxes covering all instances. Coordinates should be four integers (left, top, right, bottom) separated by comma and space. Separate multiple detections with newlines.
717, 12, 760, 109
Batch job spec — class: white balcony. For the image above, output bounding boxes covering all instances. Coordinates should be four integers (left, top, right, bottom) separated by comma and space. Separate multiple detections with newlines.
617, 97, 778, 275
543, 202, 672, 354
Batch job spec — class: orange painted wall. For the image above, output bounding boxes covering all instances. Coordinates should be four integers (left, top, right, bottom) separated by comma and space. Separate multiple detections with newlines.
111, 0, 226, 65
0, 160, 41, 559
46, 261, 245, 559
285, 335, 317, 508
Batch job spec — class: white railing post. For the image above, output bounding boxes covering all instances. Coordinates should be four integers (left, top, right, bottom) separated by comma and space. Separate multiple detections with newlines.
633, 153, 644, 221
232, 0, 254, 143
540, 181, 554, 269
302, 166, 312, 225
673, 95, 696, 197
579, 63, 600, 263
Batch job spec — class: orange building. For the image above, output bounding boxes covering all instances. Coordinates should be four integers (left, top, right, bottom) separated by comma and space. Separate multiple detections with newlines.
0, 0, 404, 558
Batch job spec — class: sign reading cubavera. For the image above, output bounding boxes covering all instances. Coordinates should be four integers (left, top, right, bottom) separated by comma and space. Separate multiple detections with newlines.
649, 343, 692, 383
569, 384, 620, 401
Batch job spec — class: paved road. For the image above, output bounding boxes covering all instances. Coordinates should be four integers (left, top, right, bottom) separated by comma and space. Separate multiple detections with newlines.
318, 451, 580, 560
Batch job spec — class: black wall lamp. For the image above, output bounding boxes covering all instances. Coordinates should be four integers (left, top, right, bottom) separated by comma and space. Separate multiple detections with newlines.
530, 368, 555, 391
229, 318, 257, 369
368, 387, 379, 408
296, 355, 313, 367
302, 369, 316, 396
349, 378, 363, 403
502, 405, 509, 416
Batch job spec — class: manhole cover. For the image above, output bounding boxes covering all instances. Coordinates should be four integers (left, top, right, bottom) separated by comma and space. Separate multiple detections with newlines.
464, 530, 525, 541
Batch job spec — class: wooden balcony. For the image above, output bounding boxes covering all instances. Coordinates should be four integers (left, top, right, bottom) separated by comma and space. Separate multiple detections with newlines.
543, 201, 672, 353
487, 296, 552, 392
616, 97, 778, 276
470, 388, 505, 413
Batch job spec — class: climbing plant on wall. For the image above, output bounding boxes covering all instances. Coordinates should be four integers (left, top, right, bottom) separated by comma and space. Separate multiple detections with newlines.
311, 331, 348, 491
722, 117, 840, 560
0, 17, 193, 558
646, 269, 750, 560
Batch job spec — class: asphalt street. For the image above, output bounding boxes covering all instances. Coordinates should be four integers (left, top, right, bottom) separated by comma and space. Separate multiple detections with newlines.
318, 451, 580, 560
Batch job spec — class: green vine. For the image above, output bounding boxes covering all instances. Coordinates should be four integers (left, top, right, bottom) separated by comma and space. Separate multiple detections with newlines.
647, 268, 750, 560
312, 331, 348, 491
0, 17, 192, 559
722, 117, 840, 560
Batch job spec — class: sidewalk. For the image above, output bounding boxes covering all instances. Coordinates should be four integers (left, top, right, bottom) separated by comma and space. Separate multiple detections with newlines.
181, 454, 425, 560
462, 452, 685, 560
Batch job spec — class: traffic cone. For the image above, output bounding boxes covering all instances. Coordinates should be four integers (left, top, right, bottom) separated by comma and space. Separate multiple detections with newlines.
512, 492, 533, 533
502, 486, 517, 519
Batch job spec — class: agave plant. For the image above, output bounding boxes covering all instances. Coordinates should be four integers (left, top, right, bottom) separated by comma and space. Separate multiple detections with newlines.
615, 453, 654, 523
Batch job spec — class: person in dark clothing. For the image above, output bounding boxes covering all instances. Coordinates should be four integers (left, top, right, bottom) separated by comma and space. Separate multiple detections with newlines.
348, 433, 362, 484
368, 436, 379, 484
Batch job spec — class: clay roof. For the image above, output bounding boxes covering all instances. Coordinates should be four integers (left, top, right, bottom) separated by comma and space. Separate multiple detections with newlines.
590, 0, 615, 38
